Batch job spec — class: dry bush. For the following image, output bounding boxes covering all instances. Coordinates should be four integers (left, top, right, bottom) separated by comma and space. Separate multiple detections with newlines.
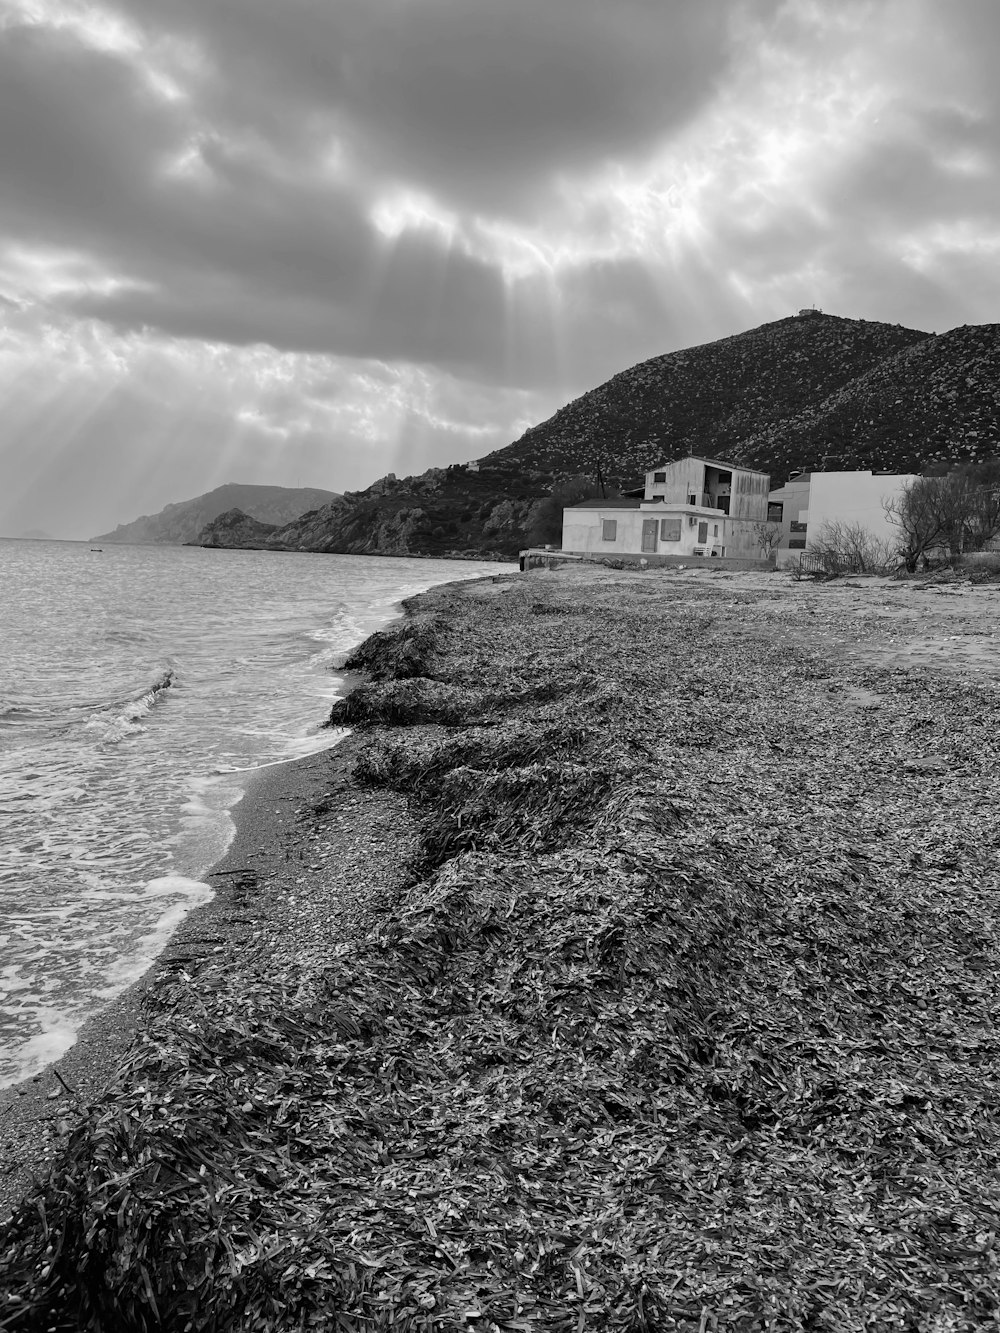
809, 520, 898, 575
963, 551, 1000, 583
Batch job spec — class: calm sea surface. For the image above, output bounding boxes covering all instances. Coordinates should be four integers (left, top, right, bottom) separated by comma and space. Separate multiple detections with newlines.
0, 540, 509, 1087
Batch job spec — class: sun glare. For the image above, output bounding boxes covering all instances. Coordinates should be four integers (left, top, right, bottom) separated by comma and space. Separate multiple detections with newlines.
3, 0, 140, 54
2, 244, 154, 307
370, 192, 458, 246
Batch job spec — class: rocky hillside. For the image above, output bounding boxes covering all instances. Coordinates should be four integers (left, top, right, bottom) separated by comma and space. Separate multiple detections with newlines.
197, 314, 1000, 560
733, 323, 1000, 479
488, 312, 930, 487
197, 469, 545, 561
91, 484, 341, 545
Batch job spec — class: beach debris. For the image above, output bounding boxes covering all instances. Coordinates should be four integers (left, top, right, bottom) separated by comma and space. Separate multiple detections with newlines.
2, 574, 1000, 1329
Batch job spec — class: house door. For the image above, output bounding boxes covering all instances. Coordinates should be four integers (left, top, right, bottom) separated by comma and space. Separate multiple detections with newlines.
641, 519, 658, 553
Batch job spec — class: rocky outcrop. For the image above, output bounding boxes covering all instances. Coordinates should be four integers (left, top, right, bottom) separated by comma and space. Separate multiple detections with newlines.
196, 509, 279, 548
195, 474, 522, 559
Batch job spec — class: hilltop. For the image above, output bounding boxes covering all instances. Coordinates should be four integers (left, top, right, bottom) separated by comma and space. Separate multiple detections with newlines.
488, 311, 930, 486
90, 483, 341, 546
198, 314, 1000, 560
733, 323, 1000, 478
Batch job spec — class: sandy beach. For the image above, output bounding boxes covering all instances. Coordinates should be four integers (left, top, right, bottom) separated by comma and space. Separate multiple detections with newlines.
3, 563, 1000, 1329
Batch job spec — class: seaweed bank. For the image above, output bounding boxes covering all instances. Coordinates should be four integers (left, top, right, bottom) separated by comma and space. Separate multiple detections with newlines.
2, 566, 1000, 1330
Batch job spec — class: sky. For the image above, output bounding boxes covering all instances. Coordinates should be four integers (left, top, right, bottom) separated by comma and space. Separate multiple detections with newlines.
2, 0, 1000, 538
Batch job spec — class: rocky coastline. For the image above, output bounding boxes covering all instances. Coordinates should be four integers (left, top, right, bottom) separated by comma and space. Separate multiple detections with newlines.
3, 566, 1000, 1329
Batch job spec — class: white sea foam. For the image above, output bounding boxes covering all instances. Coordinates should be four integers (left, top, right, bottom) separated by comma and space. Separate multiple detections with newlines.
0, 545, 512, 1087
82, 667, 176, 744
102, 877, 214, 986
11, 1025, 78, 1082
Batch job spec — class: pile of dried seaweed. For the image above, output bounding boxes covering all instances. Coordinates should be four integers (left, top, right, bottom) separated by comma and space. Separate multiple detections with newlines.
341, 609, 446, 682
4, 572, 1000, 1331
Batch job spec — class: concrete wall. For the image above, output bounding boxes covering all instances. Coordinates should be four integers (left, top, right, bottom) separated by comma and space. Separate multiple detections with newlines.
645, 457, 706, 505
643, 458, 770, 519
562, 507, 648, 555
807, 472, 918, 546
767, 475, 812, 549
538, 549, 776, 572
768, 471, 918, 552
563, 505, 766, 558
729, 470, 771, 520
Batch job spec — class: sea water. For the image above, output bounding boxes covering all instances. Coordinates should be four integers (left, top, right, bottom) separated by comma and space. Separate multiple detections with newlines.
0, 540, 509, 1087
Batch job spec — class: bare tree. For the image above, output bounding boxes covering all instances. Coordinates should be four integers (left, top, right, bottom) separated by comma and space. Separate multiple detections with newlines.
752, 521, 783, 559
936, 470, 979, 559
883, 479, 949, 573
884, 465, 1000, 572
810, 520, 898, 575
964, 462, 1000, 552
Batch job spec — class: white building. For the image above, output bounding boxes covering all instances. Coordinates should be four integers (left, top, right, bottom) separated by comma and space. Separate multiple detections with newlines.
562, 456, 772, 562
767, 469, 918, 559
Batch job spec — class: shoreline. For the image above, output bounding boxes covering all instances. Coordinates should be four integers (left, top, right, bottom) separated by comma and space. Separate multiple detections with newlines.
4, 566, 1000, 1327
0, 571, 500, 1223
0, 737, 357, 1220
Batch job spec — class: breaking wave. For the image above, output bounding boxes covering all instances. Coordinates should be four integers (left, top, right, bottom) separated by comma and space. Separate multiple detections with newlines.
84, 667, 176, 744
0, 544, 512, 1088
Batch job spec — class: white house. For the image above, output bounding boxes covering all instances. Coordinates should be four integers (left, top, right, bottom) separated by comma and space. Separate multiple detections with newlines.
767, 469, 918, 558
562, 456, 772, 561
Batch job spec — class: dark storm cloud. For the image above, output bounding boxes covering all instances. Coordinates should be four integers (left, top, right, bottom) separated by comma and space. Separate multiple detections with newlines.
125, 0, 744, 215
70, 227, 512, 378
5, 0, 1000, 538
0, 0, 796, 391
2, 5, 735, 385
0, 27, 371, 311
0, 25, 175, 241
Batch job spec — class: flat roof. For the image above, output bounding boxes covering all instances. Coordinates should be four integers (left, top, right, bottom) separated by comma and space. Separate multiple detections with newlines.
567, 497, 643, 509
647, 454, 769, 476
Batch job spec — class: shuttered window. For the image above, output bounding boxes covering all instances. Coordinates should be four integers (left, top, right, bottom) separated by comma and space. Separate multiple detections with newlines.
602, 519, 617, 542
660, 518, 682, 542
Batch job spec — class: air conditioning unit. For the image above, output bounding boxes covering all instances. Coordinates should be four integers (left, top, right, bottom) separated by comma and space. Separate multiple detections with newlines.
687, 515, 697, 527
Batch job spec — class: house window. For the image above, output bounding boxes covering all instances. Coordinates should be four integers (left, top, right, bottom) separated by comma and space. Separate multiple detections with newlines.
768, 503, 783, 522
602, 519, 617, 542
660, 518, 682, 542
713, 524, 719, 537
790, 520, 807, 533
688, 492, 698, 505
653, 471, 666, 483
697, 521, 708, 543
